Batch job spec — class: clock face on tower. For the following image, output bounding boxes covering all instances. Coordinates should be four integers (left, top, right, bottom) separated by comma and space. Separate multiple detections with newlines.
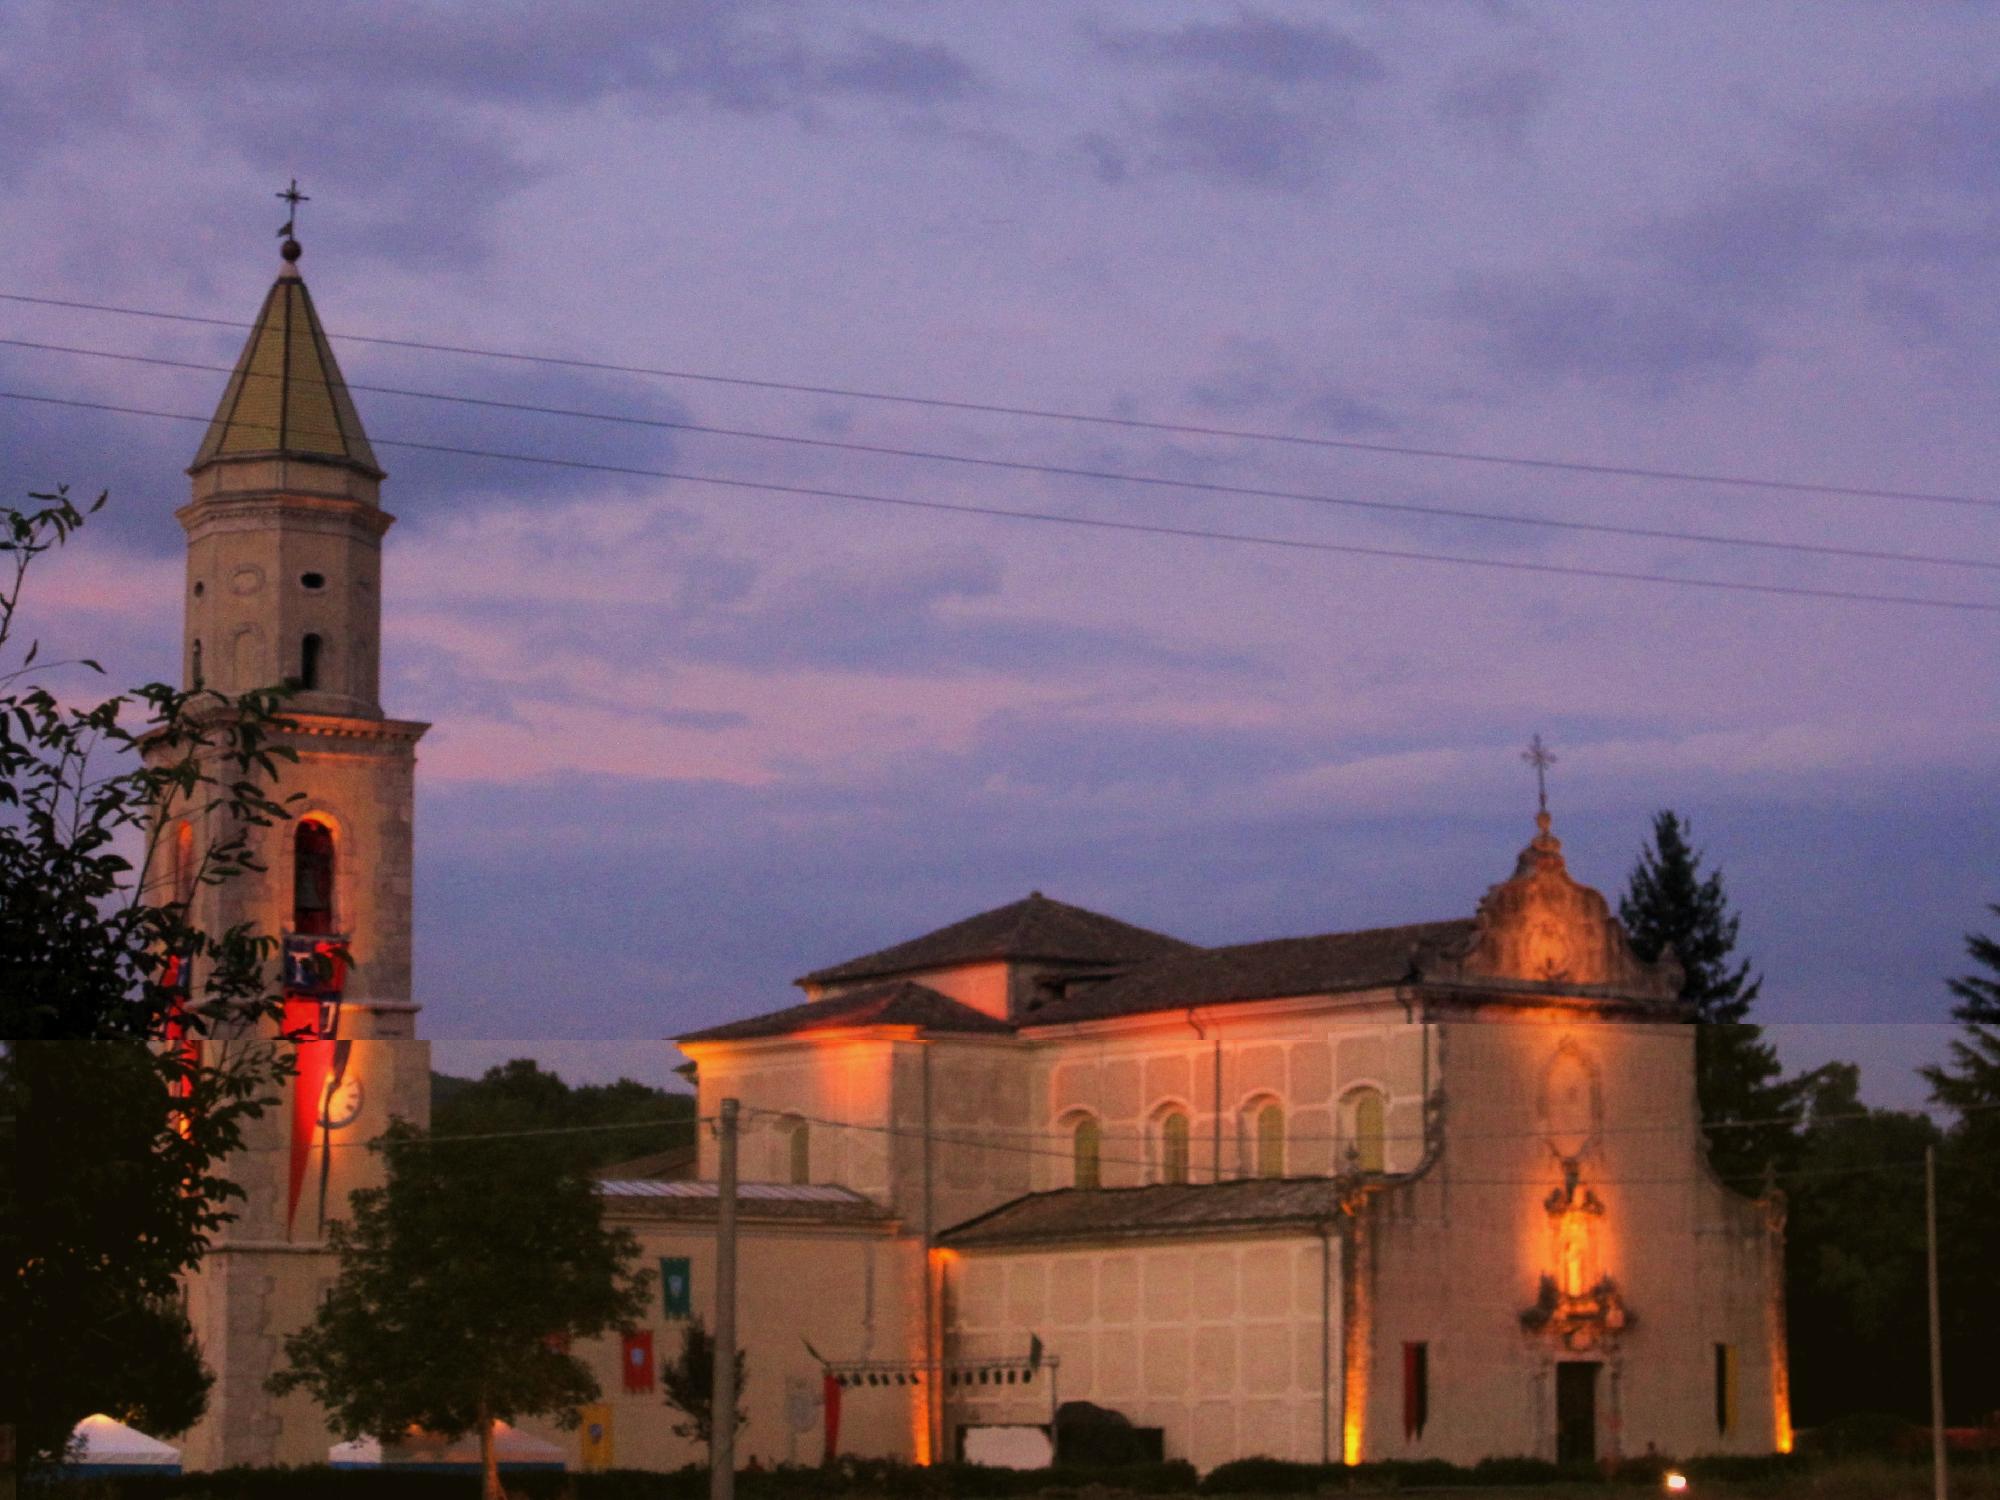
319, 1073, 365, 1130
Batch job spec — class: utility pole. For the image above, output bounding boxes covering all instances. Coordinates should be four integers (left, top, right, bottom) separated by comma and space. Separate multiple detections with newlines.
712, 1098, 740, 1500
1925, 1144, 1947, 1500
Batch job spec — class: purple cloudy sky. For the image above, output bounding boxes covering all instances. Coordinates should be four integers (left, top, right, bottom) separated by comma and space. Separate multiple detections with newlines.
2, 3, 1994, 1106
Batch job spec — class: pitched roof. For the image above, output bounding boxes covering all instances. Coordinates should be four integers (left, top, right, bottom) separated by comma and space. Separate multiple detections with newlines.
798, 892, 1194, 987
675, 979, 1017, 1045
598, 1179, 892, 1226
1023, 918, 1475, 1026
191, 263, 382, 478
938, 1179, 1353, 1249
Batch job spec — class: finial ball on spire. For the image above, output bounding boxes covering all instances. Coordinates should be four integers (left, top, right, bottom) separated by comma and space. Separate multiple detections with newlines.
275, 178, 310, 264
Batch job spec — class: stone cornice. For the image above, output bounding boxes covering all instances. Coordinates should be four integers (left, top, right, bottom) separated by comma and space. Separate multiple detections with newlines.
177, 492, 396, 539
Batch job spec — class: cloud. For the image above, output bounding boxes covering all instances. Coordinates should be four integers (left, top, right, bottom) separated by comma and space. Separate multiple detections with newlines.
1186, 339, 1398, 433
1093, 13, 1384, 86
1435, 62, 1552, 151
816, 32, 979, 105
1078, 10, 1385, 190
1446, 82, 2000, 392
1136, 88, 1332, 191
1449, 273, 1764, 393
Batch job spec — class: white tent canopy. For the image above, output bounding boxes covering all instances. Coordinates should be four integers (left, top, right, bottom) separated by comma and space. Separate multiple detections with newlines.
330, 1422, 565, 1471
68, 1415, 182, 1473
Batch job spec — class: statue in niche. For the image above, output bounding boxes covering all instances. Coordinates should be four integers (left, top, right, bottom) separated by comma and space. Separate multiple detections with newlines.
1546, 1158, 1605, 1298
1523, 1156, 1630, 1350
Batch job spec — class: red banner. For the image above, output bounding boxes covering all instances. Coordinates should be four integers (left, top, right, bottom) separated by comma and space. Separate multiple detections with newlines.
823, 1372, 842, 1462
621, 1330, 655, 1392
1402, 1341, 1428, 1440
284, 996, 342, 1237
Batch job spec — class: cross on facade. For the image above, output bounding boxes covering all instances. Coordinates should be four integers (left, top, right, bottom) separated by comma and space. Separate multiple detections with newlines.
276, 178, 310, 241
1522, 733, 1557, 815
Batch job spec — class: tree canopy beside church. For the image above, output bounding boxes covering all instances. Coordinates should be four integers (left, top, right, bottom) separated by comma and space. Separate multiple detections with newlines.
1, 491, 297, 1471
430, 1057, 697, 1171
1620, 809, 1801, 1182
270, 1118, 652, 1500
1920, 906, 2000, 1423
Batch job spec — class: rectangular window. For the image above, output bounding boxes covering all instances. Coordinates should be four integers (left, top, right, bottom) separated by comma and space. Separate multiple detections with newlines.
1403, 1341, 1429, 1440
1714, 1342, 1735, 1435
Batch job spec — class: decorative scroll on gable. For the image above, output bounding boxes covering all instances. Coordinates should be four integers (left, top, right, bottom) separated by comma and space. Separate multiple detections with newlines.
1430, 814, 1682, 1001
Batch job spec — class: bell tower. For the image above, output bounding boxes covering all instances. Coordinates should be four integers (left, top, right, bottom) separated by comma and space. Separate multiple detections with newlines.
168, 215, 432, 1469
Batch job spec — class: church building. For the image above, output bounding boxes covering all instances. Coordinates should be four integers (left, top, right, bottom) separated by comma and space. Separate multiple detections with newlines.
161, 229, 433, 1469
164, 237, 1788, 1476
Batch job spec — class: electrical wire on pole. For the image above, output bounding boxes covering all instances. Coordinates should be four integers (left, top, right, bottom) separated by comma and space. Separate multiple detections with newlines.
711, 1097, 740, 1500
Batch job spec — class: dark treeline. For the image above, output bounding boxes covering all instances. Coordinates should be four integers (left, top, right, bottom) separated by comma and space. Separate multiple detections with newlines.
1625, 813, 1998, 1429
429, 1059, 698, 1172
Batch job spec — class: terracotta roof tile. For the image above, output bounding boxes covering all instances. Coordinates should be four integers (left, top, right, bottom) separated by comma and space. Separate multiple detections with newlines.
938, 1179, 1353, 1249
797, 892, 1194, 988
676, 979, 1016, 1044
1021, 918, 1475, 1026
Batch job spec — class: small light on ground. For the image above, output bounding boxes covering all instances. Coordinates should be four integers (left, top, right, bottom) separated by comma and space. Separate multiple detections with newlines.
1664, 1471, 1690, 1492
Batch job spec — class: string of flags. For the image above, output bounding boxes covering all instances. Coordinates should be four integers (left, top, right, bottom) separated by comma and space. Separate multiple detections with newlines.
804, 1336, 1053, 1389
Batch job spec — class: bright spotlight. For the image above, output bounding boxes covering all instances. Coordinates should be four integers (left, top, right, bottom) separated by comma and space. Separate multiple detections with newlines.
1664, 1472, 1689, 1493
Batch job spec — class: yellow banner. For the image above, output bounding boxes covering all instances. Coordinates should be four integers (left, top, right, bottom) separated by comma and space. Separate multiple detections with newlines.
580, 1404, 613, 1471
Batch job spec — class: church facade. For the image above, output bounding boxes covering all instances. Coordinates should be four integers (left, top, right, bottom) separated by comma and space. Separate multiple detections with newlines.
591, 824, 1792, 1473
165, 243, 1788, 1475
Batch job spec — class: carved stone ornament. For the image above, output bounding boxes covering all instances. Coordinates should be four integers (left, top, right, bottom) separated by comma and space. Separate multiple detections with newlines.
1431, 814, 1682, 1000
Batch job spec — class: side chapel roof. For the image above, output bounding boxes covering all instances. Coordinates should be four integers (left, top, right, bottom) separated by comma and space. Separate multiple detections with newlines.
796, 891, 1194, 988
938, 1179, 1354, 1249
677, 979, 1015, 1044
190, 253, 382, 479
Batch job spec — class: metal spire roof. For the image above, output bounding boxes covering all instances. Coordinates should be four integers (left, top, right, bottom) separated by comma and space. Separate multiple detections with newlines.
189, 251, 382, 479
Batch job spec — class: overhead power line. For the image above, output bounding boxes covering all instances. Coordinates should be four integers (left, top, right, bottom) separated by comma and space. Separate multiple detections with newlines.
7, 387, 1998, 617
3, 287, 1995, 512
739, 1103, 1953, 1189
9, 334, 1997, 576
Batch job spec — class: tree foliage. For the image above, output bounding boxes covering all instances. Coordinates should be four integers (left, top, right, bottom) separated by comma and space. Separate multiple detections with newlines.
1, 490, 296, 1470
1781, 1063, 1940, 1425
659, 1316, 748, 1453
1920, 906, 2000, 1422
430, 1057, 696, 1172
1620, 809, 1799, 1182
269, 1120, 651, 1499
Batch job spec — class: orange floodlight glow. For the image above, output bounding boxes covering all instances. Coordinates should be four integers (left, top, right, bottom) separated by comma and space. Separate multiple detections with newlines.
1664, 1472, 1689, 1492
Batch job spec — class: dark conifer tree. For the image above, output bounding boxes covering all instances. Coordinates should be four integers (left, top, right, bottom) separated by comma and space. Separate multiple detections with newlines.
1620, 810, 1799, 1183
1920, 907, 2000, 1422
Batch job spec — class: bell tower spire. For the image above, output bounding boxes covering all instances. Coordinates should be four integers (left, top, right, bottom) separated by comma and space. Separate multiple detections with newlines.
168, 197, 431, 1471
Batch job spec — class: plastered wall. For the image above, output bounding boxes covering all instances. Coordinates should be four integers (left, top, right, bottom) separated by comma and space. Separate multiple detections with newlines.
944, 1233, 1340, 1472
515, 1222, 927, 1470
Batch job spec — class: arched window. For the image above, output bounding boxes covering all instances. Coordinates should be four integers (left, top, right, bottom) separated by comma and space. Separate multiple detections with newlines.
1345, 1087, 1387, 1174
1156, 1109, 1191, 1185
787, 1118, 810, 1186
300, 633, 323, 691
293, 819, 335, 934
191, 639, 203, 690
1243, 1100, 1285, 1179
1071, 1115, 1102, 1190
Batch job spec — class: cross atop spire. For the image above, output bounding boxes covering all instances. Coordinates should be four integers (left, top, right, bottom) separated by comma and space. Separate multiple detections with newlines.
276, 178, 310, 264
1522, 733, 1557, 819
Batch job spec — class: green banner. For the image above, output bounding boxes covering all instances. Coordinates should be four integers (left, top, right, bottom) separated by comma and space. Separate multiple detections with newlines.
661, 1256, 692, 1320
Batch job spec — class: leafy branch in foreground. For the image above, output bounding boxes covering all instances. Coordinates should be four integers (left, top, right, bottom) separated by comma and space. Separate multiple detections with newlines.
2, 487, 304, 1470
